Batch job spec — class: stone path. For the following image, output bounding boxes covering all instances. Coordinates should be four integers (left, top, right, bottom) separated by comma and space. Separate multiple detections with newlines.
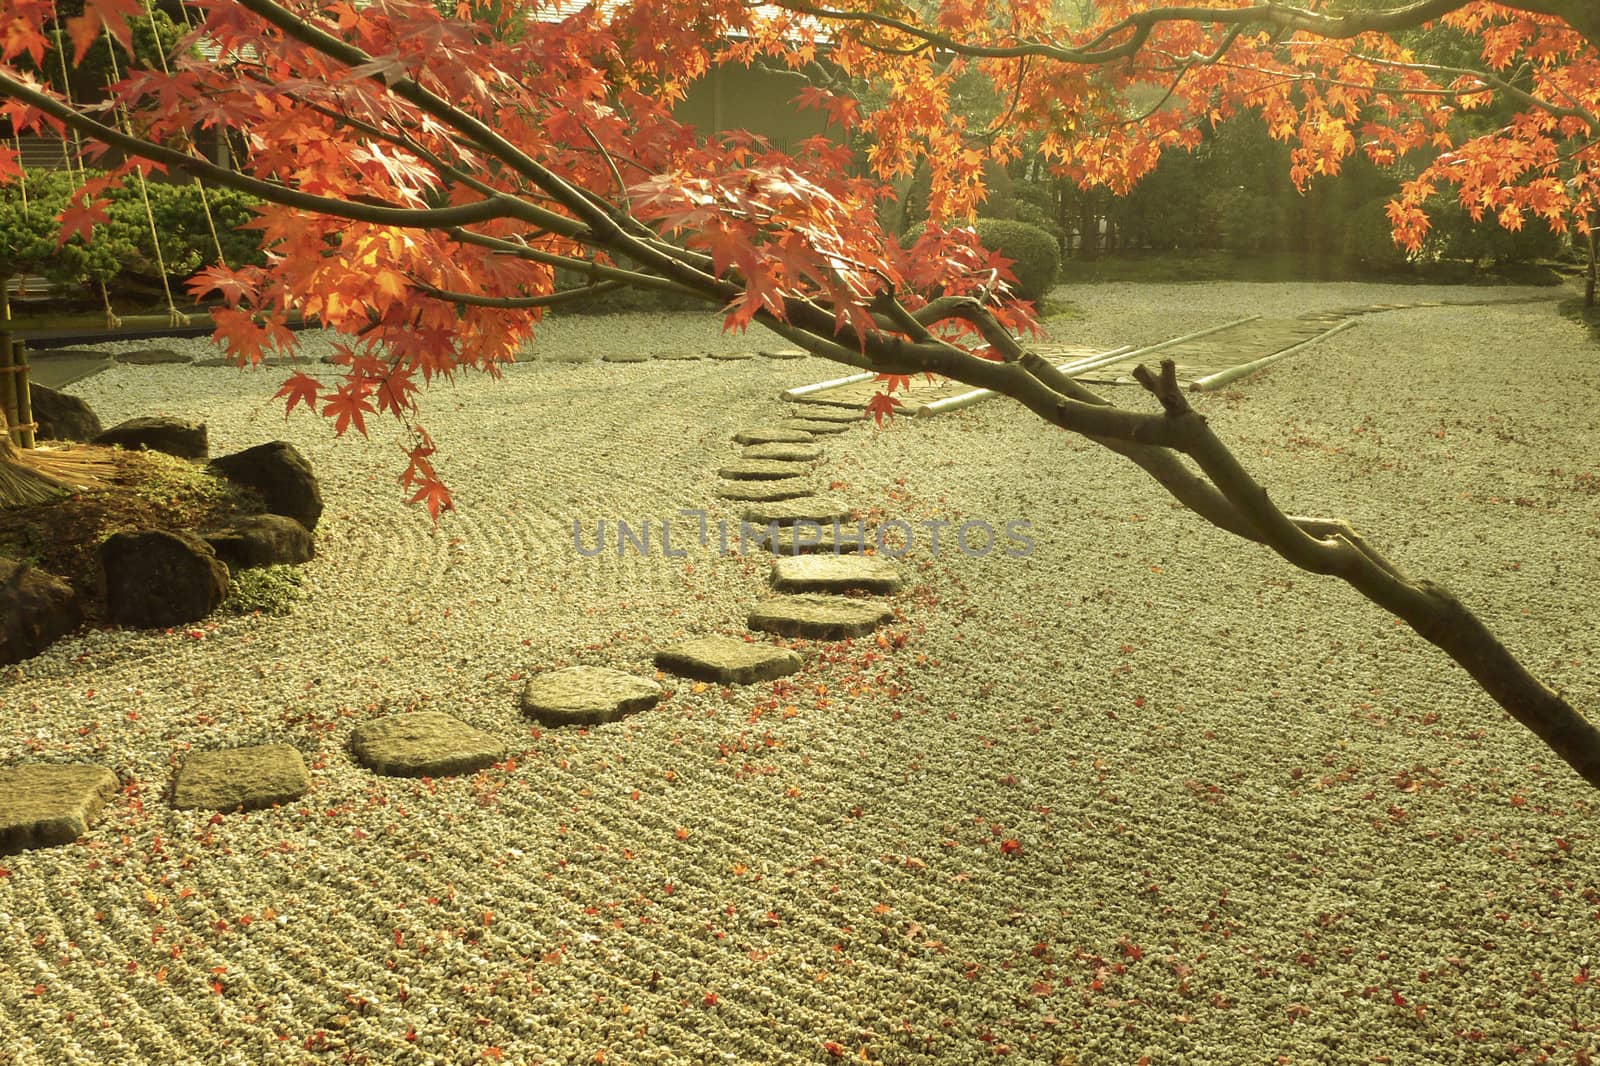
1, 379, 910, 851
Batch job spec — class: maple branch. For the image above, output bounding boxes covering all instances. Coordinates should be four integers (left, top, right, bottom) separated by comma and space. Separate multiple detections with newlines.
0, 71, 551, 232
443, 227, 716, 301
772, 0, 1483, 66
862, 297, 1600, 787
1337, 53, 1600, 130
230, 0, 731, 302
412, 279, 628, 309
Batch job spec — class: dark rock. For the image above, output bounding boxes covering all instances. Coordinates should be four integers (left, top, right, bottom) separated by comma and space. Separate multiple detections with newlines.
28, 384, 103, 442
208, 442, 323, 531
94, 416, 209, 460
0, 557, 81, 665
102, 530, 230, 629
202, 514, 314, 570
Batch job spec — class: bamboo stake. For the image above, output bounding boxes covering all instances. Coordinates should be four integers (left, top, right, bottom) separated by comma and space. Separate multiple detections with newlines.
13, 340, 35, 448
0, 330, 17, 447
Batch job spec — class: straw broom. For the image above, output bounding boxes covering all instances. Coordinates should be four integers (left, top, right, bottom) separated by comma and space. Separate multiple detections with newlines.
0, 407, 117, 507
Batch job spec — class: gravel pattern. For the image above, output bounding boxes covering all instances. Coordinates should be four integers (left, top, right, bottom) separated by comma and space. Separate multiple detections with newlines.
1, 286, 1597, 1064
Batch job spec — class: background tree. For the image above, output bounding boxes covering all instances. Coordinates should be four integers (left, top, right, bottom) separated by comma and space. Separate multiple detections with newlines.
1, 0, 1599, 788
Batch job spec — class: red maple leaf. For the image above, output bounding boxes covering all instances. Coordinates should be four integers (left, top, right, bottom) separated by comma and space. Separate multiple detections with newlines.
865, 391, 903, 426
56, 191, 110, 247
65, 0, 143, 63
273, 373, 322, 419
322, 384, 376, 437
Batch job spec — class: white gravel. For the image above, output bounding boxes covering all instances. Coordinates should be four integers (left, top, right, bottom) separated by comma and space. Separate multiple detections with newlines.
1, 283, 1598, 1065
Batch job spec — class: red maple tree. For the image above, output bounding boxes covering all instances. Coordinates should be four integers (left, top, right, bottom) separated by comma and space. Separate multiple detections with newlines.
2, 0, 1599, 786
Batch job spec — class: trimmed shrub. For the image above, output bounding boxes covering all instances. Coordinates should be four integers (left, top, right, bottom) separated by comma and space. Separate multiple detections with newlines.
975, 218, 1061, 302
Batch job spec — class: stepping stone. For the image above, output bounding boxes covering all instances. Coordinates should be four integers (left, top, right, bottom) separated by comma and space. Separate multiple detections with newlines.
741, 497, 853, 527
771, 553, 904, 594
788, 406, 860, 424
719, 458, 814, 481
520, 666, 661, 726
758, 525, 868, 554
715, 479, 815, 502
0, 764, 119, 853
707, 350, 756, 361
758, 348, 808, 360
114, 347, 192, 365
602, 351, 652, 363
349, 711, 505, 778
654, 636, 803, 684
742, 443, 823, 462
748, 594, 893, 639
778, 419, 851, 435
172, 744, 310, 812
653, 350, 704, 361
733, 427, 813, 445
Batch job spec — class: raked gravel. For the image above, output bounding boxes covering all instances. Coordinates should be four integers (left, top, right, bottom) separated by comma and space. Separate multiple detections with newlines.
1, 283, 1598, 1065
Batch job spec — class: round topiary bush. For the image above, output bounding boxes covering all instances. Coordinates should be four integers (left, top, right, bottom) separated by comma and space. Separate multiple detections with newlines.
974, 218, 1061, 303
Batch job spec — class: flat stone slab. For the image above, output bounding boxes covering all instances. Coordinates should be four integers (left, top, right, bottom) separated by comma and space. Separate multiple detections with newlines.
172, 744, 310, 811
788, 406, 861, 424
350, 712, 505, 778
654, 636, 803, 684
0, 764, 119, 853
742, 443, 823, 462
114, 347, 191, 365
771, 553, 904, 594
521, 666, 661, 726
748, 594, 894, 639
652, 350, 704, 361
601, 351, 652, 363
715, 479, 815, 502
778, 418, 851, 435
758, 348, 808, 360
707, 350, 755, 361
758, 525, 868, 554
741, 497, 853, 528
733, 427, 814, 446
719, 458, 815, 481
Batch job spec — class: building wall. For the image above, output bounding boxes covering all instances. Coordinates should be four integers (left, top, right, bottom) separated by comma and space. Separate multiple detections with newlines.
673, 63, 831, 152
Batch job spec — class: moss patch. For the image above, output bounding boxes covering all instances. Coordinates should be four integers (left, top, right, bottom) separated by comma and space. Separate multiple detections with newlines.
0, 449, 264, 626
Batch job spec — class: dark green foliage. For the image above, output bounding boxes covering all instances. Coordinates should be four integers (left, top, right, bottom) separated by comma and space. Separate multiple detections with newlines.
1422, 197, 1564, 265
111, 180, 267, 280
975, 218, 1061, 302
0, 168, 265, 298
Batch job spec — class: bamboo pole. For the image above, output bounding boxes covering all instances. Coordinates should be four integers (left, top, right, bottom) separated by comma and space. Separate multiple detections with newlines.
13, 340, 35, 448
0, 330, 17, 447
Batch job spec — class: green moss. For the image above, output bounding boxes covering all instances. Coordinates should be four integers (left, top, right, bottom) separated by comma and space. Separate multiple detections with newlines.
222, 565, 305, 616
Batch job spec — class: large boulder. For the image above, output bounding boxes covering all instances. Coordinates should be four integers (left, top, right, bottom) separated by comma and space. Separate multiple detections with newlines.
208, 442, 323, 532
102, 530, 230, 629
0, 557, 80, 665
28, 384, 103, 442
201, 514, 314, 570
94, 416, 208, 460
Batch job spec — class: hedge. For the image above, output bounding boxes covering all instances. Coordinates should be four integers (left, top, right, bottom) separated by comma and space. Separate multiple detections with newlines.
974, 218, 1061, 303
